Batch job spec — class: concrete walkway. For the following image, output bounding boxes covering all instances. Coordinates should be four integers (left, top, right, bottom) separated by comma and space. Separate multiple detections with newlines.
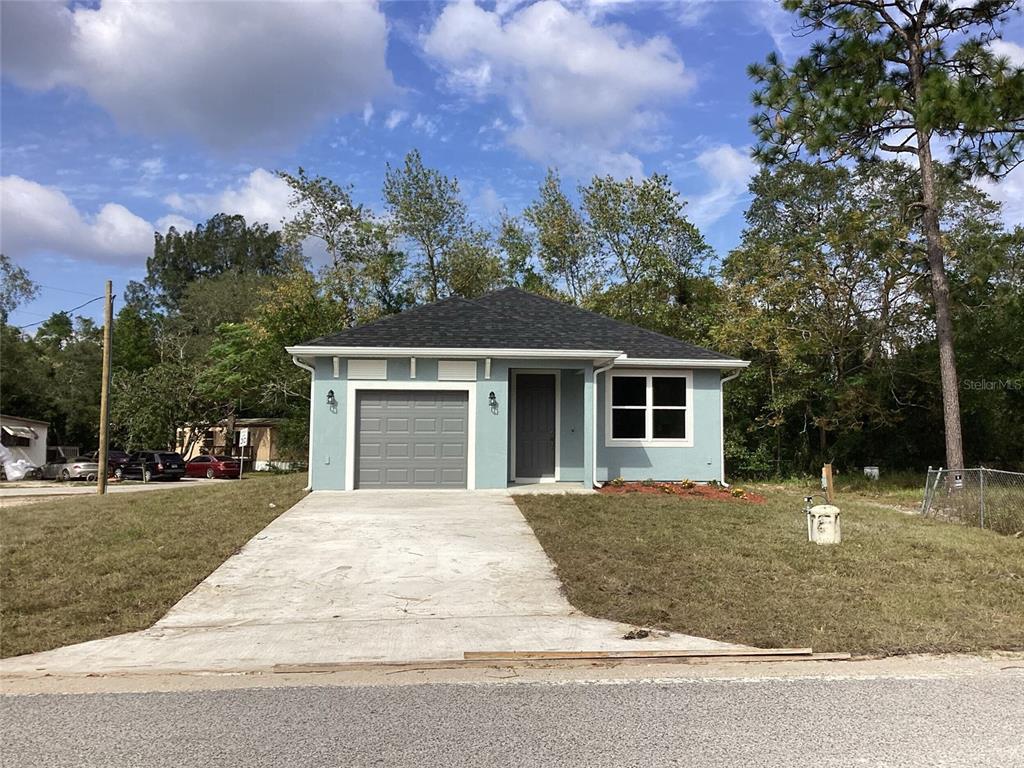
0, 491, 743, 677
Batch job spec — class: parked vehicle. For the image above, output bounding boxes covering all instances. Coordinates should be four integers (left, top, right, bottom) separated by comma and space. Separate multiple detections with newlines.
82, 449, 130, 476
40, 455, 100, 481
117, 451, 187, 482
185, 455, 241, 479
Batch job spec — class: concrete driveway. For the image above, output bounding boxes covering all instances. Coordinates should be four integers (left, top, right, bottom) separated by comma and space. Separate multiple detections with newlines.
1, 491, 742, 676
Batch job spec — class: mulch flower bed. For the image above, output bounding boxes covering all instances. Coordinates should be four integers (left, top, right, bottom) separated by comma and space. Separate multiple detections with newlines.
598, 481, 765, 504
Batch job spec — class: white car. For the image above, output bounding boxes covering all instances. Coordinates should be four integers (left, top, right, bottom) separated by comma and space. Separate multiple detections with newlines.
40, 455, 100, 481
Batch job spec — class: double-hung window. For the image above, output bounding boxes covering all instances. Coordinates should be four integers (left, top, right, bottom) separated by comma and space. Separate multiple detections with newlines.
607, 371, 692, 446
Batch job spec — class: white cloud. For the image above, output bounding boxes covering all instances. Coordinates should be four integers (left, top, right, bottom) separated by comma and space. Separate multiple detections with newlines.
990, 39, 1024, 67
0, 176, 155, 265
423, 0, 694, 177
412, 113, 439, 137
750, 0, 807, 62
155, 214, 195, 233
385, 110, 409, 131
140, 158, 164, 177
163, 169, 294, 228
685, 144, 758, 228
978, 164, 1024, 227
0, 0, 394, 148
362, 103, 375, 126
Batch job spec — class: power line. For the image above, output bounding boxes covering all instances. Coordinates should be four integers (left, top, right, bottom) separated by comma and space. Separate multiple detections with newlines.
15, 295, 106, 329
37, 284, 99, 297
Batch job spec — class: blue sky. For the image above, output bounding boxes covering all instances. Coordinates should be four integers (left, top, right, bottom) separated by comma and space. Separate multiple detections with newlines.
2, 0, 1022, 329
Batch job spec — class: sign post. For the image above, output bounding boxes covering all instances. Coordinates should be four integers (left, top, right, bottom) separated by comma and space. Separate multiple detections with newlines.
238, 428, 249, 480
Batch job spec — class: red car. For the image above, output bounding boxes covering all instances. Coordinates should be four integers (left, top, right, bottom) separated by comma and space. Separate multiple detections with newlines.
185, 455, 241, 479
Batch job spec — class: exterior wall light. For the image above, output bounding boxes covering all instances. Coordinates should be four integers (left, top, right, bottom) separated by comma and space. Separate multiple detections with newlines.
488, 391, 497, 408
326, 389, 337, 407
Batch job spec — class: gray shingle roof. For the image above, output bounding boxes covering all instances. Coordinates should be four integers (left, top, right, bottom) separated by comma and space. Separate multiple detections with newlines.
302, 287, 739, 361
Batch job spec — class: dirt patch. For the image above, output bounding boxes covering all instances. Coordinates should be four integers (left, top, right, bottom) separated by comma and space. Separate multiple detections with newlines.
598, 482, 765, 504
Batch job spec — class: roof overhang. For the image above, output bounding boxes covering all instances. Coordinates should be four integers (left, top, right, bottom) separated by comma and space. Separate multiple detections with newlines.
613, 357, 750, 369
2, 425, 38, 439
285, 346, 625, 360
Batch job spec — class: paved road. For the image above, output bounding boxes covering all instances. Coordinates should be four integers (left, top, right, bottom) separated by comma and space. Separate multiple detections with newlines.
0, 477, 221, 499
3, 673, 1022, 767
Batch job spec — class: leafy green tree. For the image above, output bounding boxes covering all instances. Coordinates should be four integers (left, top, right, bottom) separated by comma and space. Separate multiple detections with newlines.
497, 215, 547, 293
0, 254, 37, 324
439, 230, 505, 299
524, 170, 600, 303
110, 361, 219, 452
279, 167, 365, 268
582, 173, 713, 324
383, 150, 498, 301
281, 167, 413, 322
148, 214, 294, 309
0, 325, 51, 421
749, 0, 1024, 470
718, 160, 1014, 473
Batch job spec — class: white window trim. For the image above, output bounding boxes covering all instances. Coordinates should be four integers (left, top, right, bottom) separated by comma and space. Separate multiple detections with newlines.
604, 369, 693, 448
345, 381, 477, 492
509, 370, 561, 483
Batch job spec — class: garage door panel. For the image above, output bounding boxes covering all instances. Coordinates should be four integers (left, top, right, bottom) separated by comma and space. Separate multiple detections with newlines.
360, 417, 383, 433
441, 418, 465, 434
385, 442, 410, 459
414, 443, 438, 459
360, 442, 383, 459
356, 390, 469, 489
440, 442, 464, 459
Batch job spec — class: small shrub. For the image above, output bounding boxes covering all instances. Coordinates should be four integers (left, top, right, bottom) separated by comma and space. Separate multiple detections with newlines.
707, 479, 723, 489
730, 487, 746, 499
680, 479, 696, 489
608, 477, 625, 487
660, 484, 675, 494
641, 478, 657, 487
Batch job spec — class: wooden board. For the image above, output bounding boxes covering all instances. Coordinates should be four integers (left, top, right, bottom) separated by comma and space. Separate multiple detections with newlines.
272, 652, 851, 675
463, 648, 813, 661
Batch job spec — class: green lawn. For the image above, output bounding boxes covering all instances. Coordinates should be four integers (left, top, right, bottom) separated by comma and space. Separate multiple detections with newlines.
1, 474, 307, 659
515, 485, 1024, 656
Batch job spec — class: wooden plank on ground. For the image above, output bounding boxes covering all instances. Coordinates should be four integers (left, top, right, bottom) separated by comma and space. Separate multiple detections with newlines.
463, 647, 814, 661
272, 652, 851, 675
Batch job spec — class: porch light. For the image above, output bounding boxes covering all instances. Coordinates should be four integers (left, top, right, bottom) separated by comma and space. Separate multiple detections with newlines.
326, 389, 337, 407
488, 391, 497, 408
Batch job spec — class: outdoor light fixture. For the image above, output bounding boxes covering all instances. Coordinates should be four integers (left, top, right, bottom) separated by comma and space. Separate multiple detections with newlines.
326, 389, 337, 407
488, 391, 497, 408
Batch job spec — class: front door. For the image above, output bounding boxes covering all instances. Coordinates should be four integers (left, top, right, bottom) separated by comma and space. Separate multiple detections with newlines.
514, 373, 556, 480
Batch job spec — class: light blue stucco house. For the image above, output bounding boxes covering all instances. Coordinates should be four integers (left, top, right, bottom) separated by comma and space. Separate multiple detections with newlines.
286, 288, 748, 491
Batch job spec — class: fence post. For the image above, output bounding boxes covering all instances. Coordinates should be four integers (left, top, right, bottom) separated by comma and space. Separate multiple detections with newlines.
921, 466, 932, 514
979, 466, 986, 529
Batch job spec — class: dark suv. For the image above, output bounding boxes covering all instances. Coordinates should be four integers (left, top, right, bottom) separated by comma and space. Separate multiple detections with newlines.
82, 449, 130, 477
118, 451, 187, 481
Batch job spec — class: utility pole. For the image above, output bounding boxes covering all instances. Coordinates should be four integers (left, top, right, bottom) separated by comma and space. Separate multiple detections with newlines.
97, 281, 113, 495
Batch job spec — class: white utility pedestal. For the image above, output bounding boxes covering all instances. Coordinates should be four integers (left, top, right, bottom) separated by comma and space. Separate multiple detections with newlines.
807, 504, 842, 545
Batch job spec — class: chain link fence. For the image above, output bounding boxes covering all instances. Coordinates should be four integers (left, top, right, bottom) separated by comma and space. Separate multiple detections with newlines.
921, 467, 1024, 536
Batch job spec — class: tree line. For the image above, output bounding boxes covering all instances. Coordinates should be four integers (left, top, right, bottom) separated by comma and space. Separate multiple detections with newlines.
2, 149, 1020, 473
1, 0, 1020, 475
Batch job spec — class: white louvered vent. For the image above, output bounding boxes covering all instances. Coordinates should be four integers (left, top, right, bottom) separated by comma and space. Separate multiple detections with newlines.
348, 359, 387, 380
437, 360, 477, 381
